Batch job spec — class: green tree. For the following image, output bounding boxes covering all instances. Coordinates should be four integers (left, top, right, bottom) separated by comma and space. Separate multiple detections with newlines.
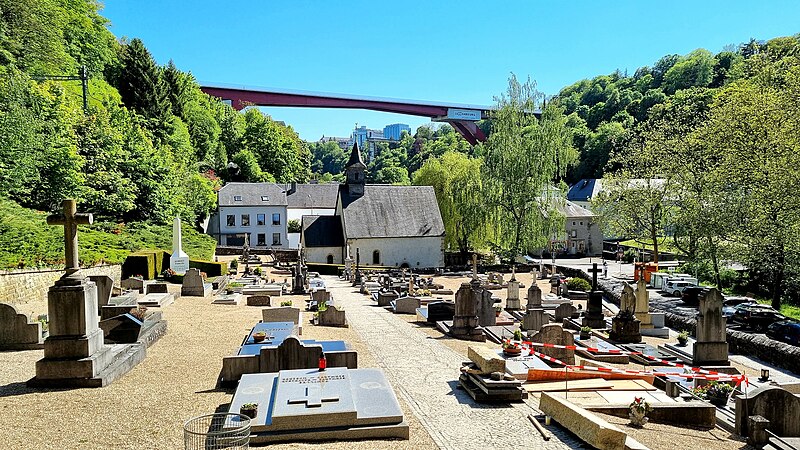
481, 75, 577, 256
116, 38, 172, 142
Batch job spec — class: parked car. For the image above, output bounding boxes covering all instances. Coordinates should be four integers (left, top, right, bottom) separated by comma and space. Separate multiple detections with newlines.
664, 280, 695, 297
766, 320, 800, 346
681, 286, 712, 305
731, 304, 786, 331
722, 297, 758, 318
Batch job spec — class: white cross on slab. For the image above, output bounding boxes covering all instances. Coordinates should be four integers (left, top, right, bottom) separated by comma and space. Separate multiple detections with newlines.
288, 385, 340, 408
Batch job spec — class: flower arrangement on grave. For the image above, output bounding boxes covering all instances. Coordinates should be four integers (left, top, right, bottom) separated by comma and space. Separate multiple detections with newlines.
280, 300, 292, 307
317, 299, 328, 312
677, 330, 690, 346
239, 402, 258, 419
253, 267, 262, 276
513, 329, 524, 342
200, 271, 208, 281
129, 306, 148, 321
230, 260, 238, 270
692, 381, 733, 406
502, 339, 522, 356
161, 268, 176, 279
579, 326, 592, 339
628, 397, 652, 427
226, 282, 243, 294
494, 305, 503, 317
252, 331, 267, 343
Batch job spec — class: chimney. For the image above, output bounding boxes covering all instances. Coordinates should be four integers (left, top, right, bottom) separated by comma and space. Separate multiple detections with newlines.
289, 181, 297, 195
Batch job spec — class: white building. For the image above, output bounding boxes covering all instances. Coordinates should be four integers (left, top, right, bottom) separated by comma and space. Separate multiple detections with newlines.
282, 182, 339, 249
301, 143, 445, 268
211, 183, 288, 248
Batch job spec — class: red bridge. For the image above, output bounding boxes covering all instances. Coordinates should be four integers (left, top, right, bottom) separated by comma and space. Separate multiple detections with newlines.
200, 84, 491, 145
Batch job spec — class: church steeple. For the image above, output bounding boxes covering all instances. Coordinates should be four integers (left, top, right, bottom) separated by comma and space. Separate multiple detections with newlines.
345, 142, 366, 197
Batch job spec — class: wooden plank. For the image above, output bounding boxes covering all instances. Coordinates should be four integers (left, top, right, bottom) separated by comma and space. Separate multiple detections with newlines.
526, 368, 655, 384
523, 378, 614, 392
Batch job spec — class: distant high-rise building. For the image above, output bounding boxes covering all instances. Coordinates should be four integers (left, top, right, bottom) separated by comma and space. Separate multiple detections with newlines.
383, 123, 411, 141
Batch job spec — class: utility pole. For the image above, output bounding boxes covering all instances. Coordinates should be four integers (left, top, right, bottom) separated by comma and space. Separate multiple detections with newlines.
31, 65, 89, 113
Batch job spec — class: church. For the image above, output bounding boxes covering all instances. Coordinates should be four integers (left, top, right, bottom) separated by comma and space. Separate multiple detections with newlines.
301, 143, 445, 268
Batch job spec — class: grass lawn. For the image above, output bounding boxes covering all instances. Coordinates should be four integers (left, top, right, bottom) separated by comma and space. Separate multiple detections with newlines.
0, 198, 216, 270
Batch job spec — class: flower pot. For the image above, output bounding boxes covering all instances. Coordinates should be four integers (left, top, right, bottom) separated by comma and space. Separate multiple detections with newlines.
677, 337, 688, 347
252, 333, 266, 343
240, 405, 258, 419
579, 332, 590, 340
628, 409, 649, 427
495, 310, 501, 317
503, 347, 522, 356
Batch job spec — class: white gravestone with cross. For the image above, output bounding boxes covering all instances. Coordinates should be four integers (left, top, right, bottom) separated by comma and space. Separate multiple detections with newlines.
169, 215, 190, 275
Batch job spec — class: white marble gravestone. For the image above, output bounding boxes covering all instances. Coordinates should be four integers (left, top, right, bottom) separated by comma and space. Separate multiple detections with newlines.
169, 215, 190, 275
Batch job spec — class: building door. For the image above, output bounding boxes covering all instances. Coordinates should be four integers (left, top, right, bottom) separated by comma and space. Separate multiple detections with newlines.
372, 250, 380, 265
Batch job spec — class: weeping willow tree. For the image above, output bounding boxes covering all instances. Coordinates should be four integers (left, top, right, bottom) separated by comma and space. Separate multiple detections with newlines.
481, 75, 577, 257
412, 151, 487, 257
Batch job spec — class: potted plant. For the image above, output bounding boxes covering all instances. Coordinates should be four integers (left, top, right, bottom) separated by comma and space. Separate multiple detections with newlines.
628, 397, 652, 427
579, 326, 592, 339
502, 339, 522, 356
494, 306, 503, 317
252, 331, 267, 343
240, 402, 258, 419
677, 330, 690, 346
703, 381, 734, 407
280, 300, 292, 307
513, 329, 524, 342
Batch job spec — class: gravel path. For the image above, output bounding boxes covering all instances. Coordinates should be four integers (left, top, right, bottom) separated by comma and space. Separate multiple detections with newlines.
327, 276, 583, 450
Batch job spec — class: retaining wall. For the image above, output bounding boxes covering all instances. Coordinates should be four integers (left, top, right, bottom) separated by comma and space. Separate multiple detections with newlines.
0, 265, 121, 308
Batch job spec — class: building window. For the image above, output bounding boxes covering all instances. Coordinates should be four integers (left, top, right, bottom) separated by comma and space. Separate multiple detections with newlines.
261, 195, 269, 202
571, 230, 577, 238
272, 213, 281, 225
373, 250, 380, 265
327, 254, 334, 264
241, 214, 250, 226
572, 221, 576, 226
226, 215, 235, 227
580, 221, 583, 226
257, 214, 265, 226
233, 195, 242, 202
257, 233, 266, 246
272, 233, 281, 245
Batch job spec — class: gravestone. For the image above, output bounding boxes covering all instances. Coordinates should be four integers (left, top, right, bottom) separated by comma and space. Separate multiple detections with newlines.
634, 278, 653, 328
145, 282, 168, 295
169, 215, 190, 274
474, 283, 496, 327
120, 277, 145, 294
29, 199, 146, 387
312, 289, 331, 304
262, 307, 301, 326
137, 292, 173, 307
377, 290, 399, 307
393, 297, 420, 314
247, 295, 271, 306
419, 301, 455, 323
448, 282, 484, 341
520, 308, 547, 334
181, 268, 211, 297
229, 367, 408, 444
582, 263, 606, 329
609, 309, 641, 344
620, 283, 636, 313
98, 311, 164, 344
317, 305, 347, 327
692, 288, 729, 366
554, 302, 577, 321
531, 324, 575, 365
506, 270, 521, 310
526, 283, 542, 309
0, 303, 43, 350
735, 385, 800, 438
89, 275, 113, 309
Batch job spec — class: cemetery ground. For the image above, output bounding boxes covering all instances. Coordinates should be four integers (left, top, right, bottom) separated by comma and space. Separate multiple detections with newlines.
0, 262, 793, 449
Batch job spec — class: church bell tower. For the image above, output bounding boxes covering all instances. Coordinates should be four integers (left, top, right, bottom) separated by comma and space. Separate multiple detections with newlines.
345, 142, 366, 197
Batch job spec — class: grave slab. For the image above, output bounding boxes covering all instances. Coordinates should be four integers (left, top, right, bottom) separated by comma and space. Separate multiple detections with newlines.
137, 293, 173, 308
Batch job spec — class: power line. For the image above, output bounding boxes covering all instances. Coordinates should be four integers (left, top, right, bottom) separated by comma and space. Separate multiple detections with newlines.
31, 65, 89, 113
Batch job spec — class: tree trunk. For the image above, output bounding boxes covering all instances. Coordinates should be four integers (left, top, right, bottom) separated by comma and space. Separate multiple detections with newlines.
650, 212, 659, 264
772, 248, 784, 311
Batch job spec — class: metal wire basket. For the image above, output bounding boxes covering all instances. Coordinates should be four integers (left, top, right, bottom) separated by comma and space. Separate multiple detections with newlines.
184, 413, 251, 450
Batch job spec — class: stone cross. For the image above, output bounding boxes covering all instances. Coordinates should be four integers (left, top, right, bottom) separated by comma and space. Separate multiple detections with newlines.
288, 385, 340, 408
46, 199, 92, 276
471, 254, 478, 279
587, 263, 601, 292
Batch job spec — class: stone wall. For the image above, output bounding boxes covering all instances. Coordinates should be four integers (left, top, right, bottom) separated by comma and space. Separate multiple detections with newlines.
0, 265, 121, 311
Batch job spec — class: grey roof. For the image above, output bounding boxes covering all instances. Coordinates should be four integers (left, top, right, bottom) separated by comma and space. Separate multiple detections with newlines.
559, 200, 596, 219
346, 142, 366, 169
281, 183, 340, 209
339, 185, 445, 239
218, 183, 287, 206
301, 215, 344, 247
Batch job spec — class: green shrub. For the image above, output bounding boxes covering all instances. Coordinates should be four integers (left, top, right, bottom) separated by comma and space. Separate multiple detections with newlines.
189, 259, 226, 277
567, 277, 591, 292
122, 253, 155, 279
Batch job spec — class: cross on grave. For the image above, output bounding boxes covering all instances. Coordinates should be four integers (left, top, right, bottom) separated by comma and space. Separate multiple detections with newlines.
287, 385, 340, 408
46, 199, 92, 279
587, 263, 602, 291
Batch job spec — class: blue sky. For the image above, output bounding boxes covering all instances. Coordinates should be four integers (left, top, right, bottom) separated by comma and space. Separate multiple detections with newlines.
102, 1, 799, 141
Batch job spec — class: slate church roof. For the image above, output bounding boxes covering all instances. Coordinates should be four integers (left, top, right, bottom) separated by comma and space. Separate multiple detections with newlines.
281, 183, 340, 209
301, 215, 344, 247
218, 183, 287, 207
338, 185, 445, 239
567, 179, 603, 202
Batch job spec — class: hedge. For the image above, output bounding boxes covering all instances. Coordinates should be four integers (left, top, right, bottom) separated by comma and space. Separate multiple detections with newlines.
189, 259, 227, 277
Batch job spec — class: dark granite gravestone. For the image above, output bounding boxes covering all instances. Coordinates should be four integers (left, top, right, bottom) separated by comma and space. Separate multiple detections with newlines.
228, 368, 408, 444
247, 295, 271, 306
610, 309, 641, 344
445, 282, 484, 341
0, 303, 43, 350
582, 263, 606, 329
120, 277, 145, 294
416, 301, 455, 323
145, 282, 168, 295
181, 268, 211, 297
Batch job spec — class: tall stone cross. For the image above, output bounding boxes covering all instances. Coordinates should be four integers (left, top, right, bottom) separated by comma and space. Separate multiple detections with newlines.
46, 199, 92, 277
587, 263, 602, 292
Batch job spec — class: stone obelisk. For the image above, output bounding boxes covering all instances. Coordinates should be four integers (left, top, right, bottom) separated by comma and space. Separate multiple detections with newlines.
169, 215, 190, 274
